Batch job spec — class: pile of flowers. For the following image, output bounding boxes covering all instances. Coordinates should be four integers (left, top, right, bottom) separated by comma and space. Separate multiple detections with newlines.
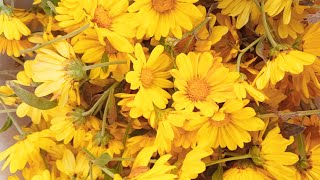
1, 0, 320, 179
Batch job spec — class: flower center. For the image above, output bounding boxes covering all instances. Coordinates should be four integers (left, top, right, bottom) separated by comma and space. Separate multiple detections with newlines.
93, 6, 112, 29
140, 68, 154, 88
186, 78, 210, 102
104, 38, 117, 54
152, 0, 176, 13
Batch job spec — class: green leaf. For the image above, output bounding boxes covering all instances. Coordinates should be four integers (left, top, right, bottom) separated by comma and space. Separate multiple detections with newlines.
212, 164, 223, 180
0, 117, 13, 133
41, 0, 59, 16
8, 81, 57, 110
94, 153, 112, 166
101, 53, 109, 73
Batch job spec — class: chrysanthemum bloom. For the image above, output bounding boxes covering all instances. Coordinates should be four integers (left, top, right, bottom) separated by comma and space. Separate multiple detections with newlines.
128, 0, 202, 40
0, 130, 56, 173
255, 50, 317, 90
302, 21, 320, 56
217, 0, 260, 29
0, 36, 33, 57
223, 164, 272, 180
197, 99, 265, 150
0, 8, 31, 40
73, 28, 131, 81
265, 0, 293, 24
213, 13, 240, 62
126, 43, 173, 117
171, 52, 239, 117
178, 147, 213, 180
250, 126, 299, 179
30, 41, 87, 106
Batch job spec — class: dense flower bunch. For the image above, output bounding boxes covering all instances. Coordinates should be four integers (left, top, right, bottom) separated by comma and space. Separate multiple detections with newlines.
1, 0, 320, 179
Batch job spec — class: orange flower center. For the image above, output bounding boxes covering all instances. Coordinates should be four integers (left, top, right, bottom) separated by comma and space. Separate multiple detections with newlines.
140, 68, 154, 88
186, 78, 210, 102
93, 6, 112, 28
152, 0, 176, 13
104, 38, 117, 54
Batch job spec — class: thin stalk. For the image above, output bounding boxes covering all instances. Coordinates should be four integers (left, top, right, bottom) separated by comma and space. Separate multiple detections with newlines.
0, 109, 17, 113
83, 61, 127, 71
100, 88, 114, 138
20, 24, 90, 54
206, 154, 252, 167
82, 82, 119, 117
10, 57, 24, 65
259, 0, 278, 48
0, 100, 24, 135
297, 133, 307, 159
236, 36, 263, 72
257, 109, 320, 119
181, 17, 212, 39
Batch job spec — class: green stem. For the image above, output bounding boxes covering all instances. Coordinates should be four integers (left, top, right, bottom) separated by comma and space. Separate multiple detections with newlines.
181, 17, 212, 39
0, 109, 17, 113
206, 154, 252, 167
20, 24, 90, 54
0, 100, 24, 135
83, 61, 127, 71
100, 87, 114, 138
236, 36, 264, 72
82, 82, 119, 117
257, 109, 320, 119
297, 133, 307, 159
259, 0, 279, 48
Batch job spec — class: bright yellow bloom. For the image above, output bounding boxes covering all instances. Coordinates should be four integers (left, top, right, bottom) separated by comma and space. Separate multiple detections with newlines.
171, 52, 239, 117
128, 0, 203, 40
73, 28, 131, 81
0, 36, 33, 57
223, 166, 272, 180
30, 170, 51, 180
0, 12, 31, 40
0, 130, 55, 173
126, 43, 173, 117
265, 0, 293, 24
30, 41, 86, 106
217, 0, 260, 29
251, 126, 299, 180
178, 147, 213, 180
197, 99, 265, 150
255, 50, 317, 90
302, 21, 320, 56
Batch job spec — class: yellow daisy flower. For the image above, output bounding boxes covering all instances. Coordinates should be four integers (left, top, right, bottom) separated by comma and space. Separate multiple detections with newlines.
223, 165, 272, 180
128, 0, 203, 40
0, 36, 33, 57
197, 99, 265, 150
171, 52, 239, 117
178, 147, 213, 180
265, 0, 293, 24
30, 41, 86, 106
73, 28, 131, 81
125, 43, 173, 116
250, 126, 299, 179
0, 10, 31, 40
217, 0, 260, 29
302, 21, 320, 56
255, 50, 317, 90
0, 130, 56, 173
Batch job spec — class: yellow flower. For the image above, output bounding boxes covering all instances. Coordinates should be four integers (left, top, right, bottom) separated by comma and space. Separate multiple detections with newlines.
125, 43, 173, 117
255, 50, 317, 90
171, 52, 239, 117
302, 21, 320, 56
178, 147, 213, 180
0, 36, 33, 57
30, 41, 86, 106
217, 0, 260, 29
128, 0, 203, 40
223, 165, 272, 180
30, 170, 51, 180
265, 0, 293, 24
73, 28, 131, 81
0, 130, 56, 173
251, 126, 299, 180
0, 85, 16, 106
0, 11, 31, 40
197, 99, 265, 150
